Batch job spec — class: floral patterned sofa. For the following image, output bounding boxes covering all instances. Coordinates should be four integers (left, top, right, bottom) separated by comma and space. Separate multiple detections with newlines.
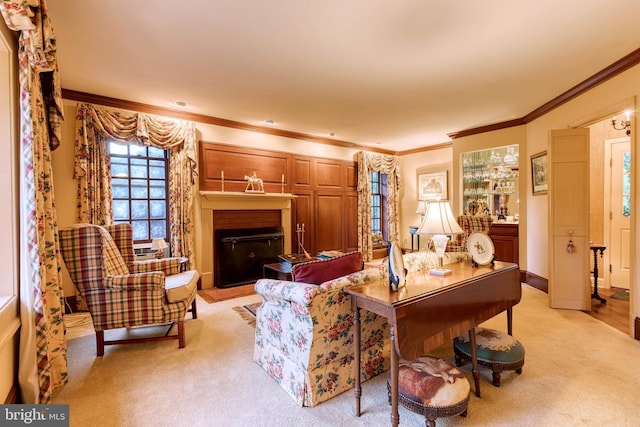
252, 251, 468, 407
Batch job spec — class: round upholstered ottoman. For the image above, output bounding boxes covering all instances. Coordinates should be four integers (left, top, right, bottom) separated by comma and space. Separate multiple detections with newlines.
387, 356, 470, 427
453, 327, 525, 387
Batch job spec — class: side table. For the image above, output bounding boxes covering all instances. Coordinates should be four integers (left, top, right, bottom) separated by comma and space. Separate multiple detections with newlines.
590, 245, 606, 304
263, 262, 293, 281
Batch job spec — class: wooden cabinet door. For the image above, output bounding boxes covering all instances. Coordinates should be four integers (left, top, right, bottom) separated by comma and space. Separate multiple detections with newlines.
549, 128, 590, 310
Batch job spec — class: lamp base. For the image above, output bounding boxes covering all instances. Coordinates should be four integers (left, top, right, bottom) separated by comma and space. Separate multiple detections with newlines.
429, 267, 452, 276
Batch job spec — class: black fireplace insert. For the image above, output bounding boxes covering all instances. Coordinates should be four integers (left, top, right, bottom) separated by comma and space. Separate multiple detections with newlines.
214, 226, 284, 288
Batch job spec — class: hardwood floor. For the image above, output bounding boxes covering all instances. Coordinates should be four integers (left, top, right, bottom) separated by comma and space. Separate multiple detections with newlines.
584, 287, 630, 335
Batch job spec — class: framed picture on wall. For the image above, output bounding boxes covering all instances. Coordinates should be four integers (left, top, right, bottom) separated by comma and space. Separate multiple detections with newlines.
417, 170, 448, 200
531, 151, 548, 195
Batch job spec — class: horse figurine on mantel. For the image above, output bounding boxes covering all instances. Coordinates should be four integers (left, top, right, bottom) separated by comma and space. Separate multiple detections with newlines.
244, 172, 265, 193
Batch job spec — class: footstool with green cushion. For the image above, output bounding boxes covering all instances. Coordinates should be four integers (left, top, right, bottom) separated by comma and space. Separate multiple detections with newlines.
453, 327, 525, 387
388, 356, 470, 427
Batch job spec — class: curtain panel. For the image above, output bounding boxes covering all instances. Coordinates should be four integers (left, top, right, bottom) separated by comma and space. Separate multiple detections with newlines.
74, 103, 198, 265
1, 0, 67, 403
356, 151, 401, 261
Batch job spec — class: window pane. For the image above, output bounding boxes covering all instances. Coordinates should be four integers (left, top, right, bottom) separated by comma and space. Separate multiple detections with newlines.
130, 165, 147, 178
150, 181, 165, 198
372, 206, 380, 218
111, 163, 128, 178
150, 220, 166, 239
131, 181, 148, 199
111, 156, 127, 165
131, 200, 148, 219
149, 165, 165, 179
109, 142, 128, 155
132, 221, 149, 240
112, 183, 129, 199
150, 200, 166, 219
129, 144, 146, 156
113, 200, 129, 220
148, 146, 165, 158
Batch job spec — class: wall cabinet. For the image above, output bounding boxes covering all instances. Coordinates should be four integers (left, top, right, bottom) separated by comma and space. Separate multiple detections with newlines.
489, 223, 519, 264
462, 145, 519, 218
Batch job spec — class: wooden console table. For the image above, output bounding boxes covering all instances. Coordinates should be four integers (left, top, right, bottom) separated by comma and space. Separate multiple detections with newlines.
346, 261, 521, 427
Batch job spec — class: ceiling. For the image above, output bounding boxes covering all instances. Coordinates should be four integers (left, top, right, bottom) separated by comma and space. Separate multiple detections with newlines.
47, 0, 640, 152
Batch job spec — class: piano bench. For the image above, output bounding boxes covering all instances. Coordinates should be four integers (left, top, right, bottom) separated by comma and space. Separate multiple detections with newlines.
388, 356, 470, 427
453, 327, 525, 387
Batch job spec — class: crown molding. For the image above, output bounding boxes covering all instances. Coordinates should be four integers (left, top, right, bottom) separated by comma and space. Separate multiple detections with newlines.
448, 47, 640, 139
61, 89, 397, 155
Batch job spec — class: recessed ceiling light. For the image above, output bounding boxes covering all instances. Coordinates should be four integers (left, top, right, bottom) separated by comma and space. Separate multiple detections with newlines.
174, 101, 189, 108
328, 132, 336, 137
263, 119, 275, 125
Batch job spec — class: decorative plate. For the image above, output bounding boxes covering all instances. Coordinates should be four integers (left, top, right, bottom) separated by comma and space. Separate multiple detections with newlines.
388, 242, 406, 291
467, 232, 495, 266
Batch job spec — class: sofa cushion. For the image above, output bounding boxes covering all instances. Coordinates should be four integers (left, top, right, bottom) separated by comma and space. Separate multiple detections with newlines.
291, 251, 363, 285
164, 270, 199, 303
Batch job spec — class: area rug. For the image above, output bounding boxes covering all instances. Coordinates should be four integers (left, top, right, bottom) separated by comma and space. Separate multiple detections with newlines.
233, 302, 262, 328
197, 283, 256, 303
611, 291, 630, 300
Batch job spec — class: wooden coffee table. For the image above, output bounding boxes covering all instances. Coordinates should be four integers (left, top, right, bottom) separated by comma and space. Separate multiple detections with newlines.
262, 262, 293, 281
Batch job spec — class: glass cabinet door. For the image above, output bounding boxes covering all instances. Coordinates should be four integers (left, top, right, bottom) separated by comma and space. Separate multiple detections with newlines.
461, 144, 519, 219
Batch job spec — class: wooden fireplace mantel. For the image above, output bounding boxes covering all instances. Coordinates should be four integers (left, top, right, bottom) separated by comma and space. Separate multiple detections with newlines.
199, 191, 296, 203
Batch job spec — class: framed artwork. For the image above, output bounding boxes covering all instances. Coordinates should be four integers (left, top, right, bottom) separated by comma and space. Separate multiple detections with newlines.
531, 151, 548, 195
417, 170, 448, 200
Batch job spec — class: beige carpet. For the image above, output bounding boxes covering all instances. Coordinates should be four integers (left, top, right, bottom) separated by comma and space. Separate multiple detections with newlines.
53, 286, 640, 426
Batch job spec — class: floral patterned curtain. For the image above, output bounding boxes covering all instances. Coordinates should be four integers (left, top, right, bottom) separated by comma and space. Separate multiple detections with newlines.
1, 0, 67, 403
356, 151, 401, 261
74, 103, 198, 265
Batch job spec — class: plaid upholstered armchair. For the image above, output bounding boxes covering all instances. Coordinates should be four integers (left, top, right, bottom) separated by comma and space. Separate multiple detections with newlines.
447, 215, 493, 253
58, 223, 199, 356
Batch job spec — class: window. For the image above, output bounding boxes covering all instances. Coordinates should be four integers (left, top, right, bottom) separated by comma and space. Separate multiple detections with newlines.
0, 29, 17, 307
109, 141, 169, 243
370, 171, 388, 243
622, 151, 631, 217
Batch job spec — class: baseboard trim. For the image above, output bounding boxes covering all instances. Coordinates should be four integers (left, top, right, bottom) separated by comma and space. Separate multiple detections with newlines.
523, 271, 548, 293
4, 383, 20, 404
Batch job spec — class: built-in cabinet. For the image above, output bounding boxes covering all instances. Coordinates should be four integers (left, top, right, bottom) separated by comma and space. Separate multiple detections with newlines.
198, 141, 357, 257
461, 145, 519, 218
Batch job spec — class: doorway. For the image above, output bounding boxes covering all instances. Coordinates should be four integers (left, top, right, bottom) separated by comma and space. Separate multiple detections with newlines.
586, 119, 632, 334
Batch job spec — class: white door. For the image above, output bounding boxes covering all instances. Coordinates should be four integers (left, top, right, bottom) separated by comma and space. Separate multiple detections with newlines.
606, 138, 631, 289
549, 129, 591, 309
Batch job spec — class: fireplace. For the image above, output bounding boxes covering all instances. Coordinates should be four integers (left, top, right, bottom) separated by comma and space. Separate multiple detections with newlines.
198, 191, 295, 289
214, 226, 284, 288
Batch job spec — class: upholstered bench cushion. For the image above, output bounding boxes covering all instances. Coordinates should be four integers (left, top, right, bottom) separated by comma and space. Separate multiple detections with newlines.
454, 327, 525, 364
164, 270, 199, 303
291, 251, 363, 284
392, 356, 470, 408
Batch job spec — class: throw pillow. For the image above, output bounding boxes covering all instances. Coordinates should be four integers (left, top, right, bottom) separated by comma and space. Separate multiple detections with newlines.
291, 251, 363, 284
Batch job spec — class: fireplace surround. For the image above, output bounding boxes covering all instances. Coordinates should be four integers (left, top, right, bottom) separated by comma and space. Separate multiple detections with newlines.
198, 191, 295, 289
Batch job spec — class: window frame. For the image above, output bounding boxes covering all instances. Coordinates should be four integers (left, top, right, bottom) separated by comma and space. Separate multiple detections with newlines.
370, 171, 389, 243
109, 141, 170, 244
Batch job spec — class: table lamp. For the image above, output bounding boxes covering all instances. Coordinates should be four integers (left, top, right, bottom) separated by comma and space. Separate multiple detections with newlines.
415, 200, 427, 218
151, 238, 169, 259
416, 199, 463, 276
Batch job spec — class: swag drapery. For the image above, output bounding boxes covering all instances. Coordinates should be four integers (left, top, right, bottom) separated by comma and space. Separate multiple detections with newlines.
1, 0, 67, 403
356, 151, 401, 261
74, 103, 198, 265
